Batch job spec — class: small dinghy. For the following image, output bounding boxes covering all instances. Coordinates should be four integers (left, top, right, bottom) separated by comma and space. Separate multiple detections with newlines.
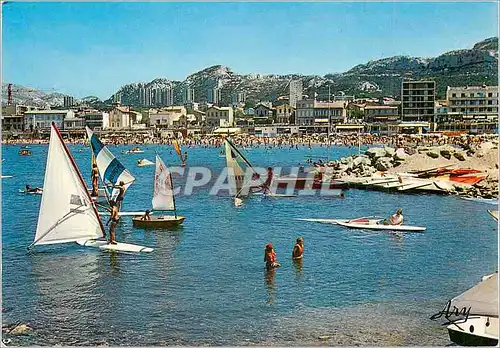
132, 154, 185, 229
137, 158, 154, 167
336, 220, 426, 232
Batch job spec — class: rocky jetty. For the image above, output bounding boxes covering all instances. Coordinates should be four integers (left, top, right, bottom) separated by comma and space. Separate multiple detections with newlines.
323, 141, 498, 198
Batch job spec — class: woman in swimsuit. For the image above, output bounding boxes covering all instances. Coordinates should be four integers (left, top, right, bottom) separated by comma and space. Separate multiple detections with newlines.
106, 201, 119, 244
264, 243, 280, 270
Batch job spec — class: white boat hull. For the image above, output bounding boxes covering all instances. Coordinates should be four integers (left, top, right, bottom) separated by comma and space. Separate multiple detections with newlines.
76, 239, 154, 253
336, 220, 426, 232
447, 316, 498, 346
297, 218, 382, 225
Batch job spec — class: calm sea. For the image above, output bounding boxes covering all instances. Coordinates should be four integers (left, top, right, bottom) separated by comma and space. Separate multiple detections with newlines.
1, 143, 497, 345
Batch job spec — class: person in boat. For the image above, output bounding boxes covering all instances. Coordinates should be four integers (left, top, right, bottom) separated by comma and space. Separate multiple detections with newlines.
105, 200, 119, 245
25, 184, 42, 193
292, 237, 304, 260
91, 163, 99, 197
384, 208, 404, 225
137, 159, 143, 165
264, 243, 280, 270
141, 210, 151, 221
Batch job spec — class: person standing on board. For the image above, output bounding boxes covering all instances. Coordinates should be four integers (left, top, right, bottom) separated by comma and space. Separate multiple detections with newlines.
389, 208, 404, 225
110, 181, 126, 210
264, 243, 280, 270
91, 163, 99, 197
105, 200, 119, 244
260, 167, 274, 194
292, 237, 304, 260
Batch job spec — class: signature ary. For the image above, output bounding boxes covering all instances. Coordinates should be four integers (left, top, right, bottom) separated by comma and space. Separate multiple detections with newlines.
430, 300, 472, 325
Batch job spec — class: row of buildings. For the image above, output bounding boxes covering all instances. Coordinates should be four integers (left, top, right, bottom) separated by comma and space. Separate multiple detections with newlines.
2, 81, 498, 136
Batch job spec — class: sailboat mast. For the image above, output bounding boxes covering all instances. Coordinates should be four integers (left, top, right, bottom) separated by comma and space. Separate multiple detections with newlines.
169, 166, 178, 219
52, 123, 106, 236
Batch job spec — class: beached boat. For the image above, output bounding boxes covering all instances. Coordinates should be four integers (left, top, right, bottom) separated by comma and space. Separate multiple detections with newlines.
28, 123, 153, 253
132, 154, 184, 228
461, 197, 499, 205
444, 273, 498, 346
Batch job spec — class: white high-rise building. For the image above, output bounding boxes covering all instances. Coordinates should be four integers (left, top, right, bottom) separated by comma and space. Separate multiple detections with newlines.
183, 87, 195, 104
289, 79, 303, 108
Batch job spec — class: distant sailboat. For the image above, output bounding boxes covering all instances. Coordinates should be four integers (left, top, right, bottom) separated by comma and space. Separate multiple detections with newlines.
172, 139, 186, 166
28, 123, 153, 253
132, 154, 185, 228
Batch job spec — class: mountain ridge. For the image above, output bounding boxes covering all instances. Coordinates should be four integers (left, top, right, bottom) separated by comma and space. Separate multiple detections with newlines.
2, 37, 498, 108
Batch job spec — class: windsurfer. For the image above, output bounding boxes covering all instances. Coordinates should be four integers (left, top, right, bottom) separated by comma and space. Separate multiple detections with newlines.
260, 167, 274, 194
110, 181, 126, 209
105, 200, 119, 244
292, 237, 304, 260
91, 163, 99, 196
264, 243, 280, 269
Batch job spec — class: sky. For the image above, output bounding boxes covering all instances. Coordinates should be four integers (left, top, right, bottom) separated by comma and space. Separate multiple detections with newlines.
1, 2, 498, 99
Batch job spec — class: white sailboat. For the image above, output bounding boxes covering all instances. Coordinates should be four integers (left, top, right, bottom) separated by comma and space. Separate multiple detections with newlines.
132, 154, 185, 228
28, 123, 153, 253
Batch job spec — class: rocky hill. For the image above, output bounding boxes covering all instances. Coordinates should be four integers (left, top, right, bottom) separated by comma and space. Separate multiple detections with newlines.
3, 37, 497, 108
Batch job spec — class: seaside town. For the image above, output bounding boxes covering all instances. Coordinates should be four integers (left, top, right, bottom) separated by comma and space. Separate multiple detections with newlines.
1, 2, 499, 347
2, 80, 498, 142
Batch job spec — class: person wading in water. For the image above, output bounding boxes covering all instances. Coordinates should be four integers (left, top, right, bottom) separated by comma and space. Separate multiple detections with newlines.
264, 243, 280, 270
292, 237, 304, 260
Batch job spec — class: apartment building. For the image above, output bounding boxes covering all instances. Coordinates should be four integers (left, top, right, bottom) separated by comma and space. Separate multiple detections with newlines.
289, 79, 303, 108
401, 80, 436, 122
275, 104, 295, 124
24, 109, 74, 130
295, 99, 347, 126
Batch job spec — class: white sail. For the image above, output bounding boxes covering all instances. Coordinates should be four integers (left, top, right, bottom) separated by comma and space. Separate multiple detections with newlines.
225, 139, 247, 196
33, 124, 105, 246
152, 155, 175, 211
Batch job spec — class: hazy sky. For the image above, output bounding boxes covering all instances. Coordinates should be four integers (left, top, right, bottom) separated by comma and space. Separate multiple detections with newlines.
2, 2, 498, 99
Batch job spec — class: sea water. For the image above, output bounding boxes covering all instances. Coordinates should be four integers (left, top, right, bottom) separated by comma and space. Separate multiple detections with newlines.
1, 143, 497, 345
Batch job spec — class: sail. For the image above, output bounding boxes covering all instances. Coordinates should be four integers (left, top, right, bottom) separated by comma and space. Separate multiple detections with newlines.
224, 139, 261, 197
33, 124, 105, 246
86, 127, 135, 201
152, 155, 175, 211
172, 139, 184, 163
450, 272, 498, 317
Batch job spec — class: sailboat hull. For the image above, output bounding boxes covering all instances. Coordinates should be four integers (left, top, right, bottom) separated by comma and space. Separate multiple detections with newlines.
132, 215, 185, 229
